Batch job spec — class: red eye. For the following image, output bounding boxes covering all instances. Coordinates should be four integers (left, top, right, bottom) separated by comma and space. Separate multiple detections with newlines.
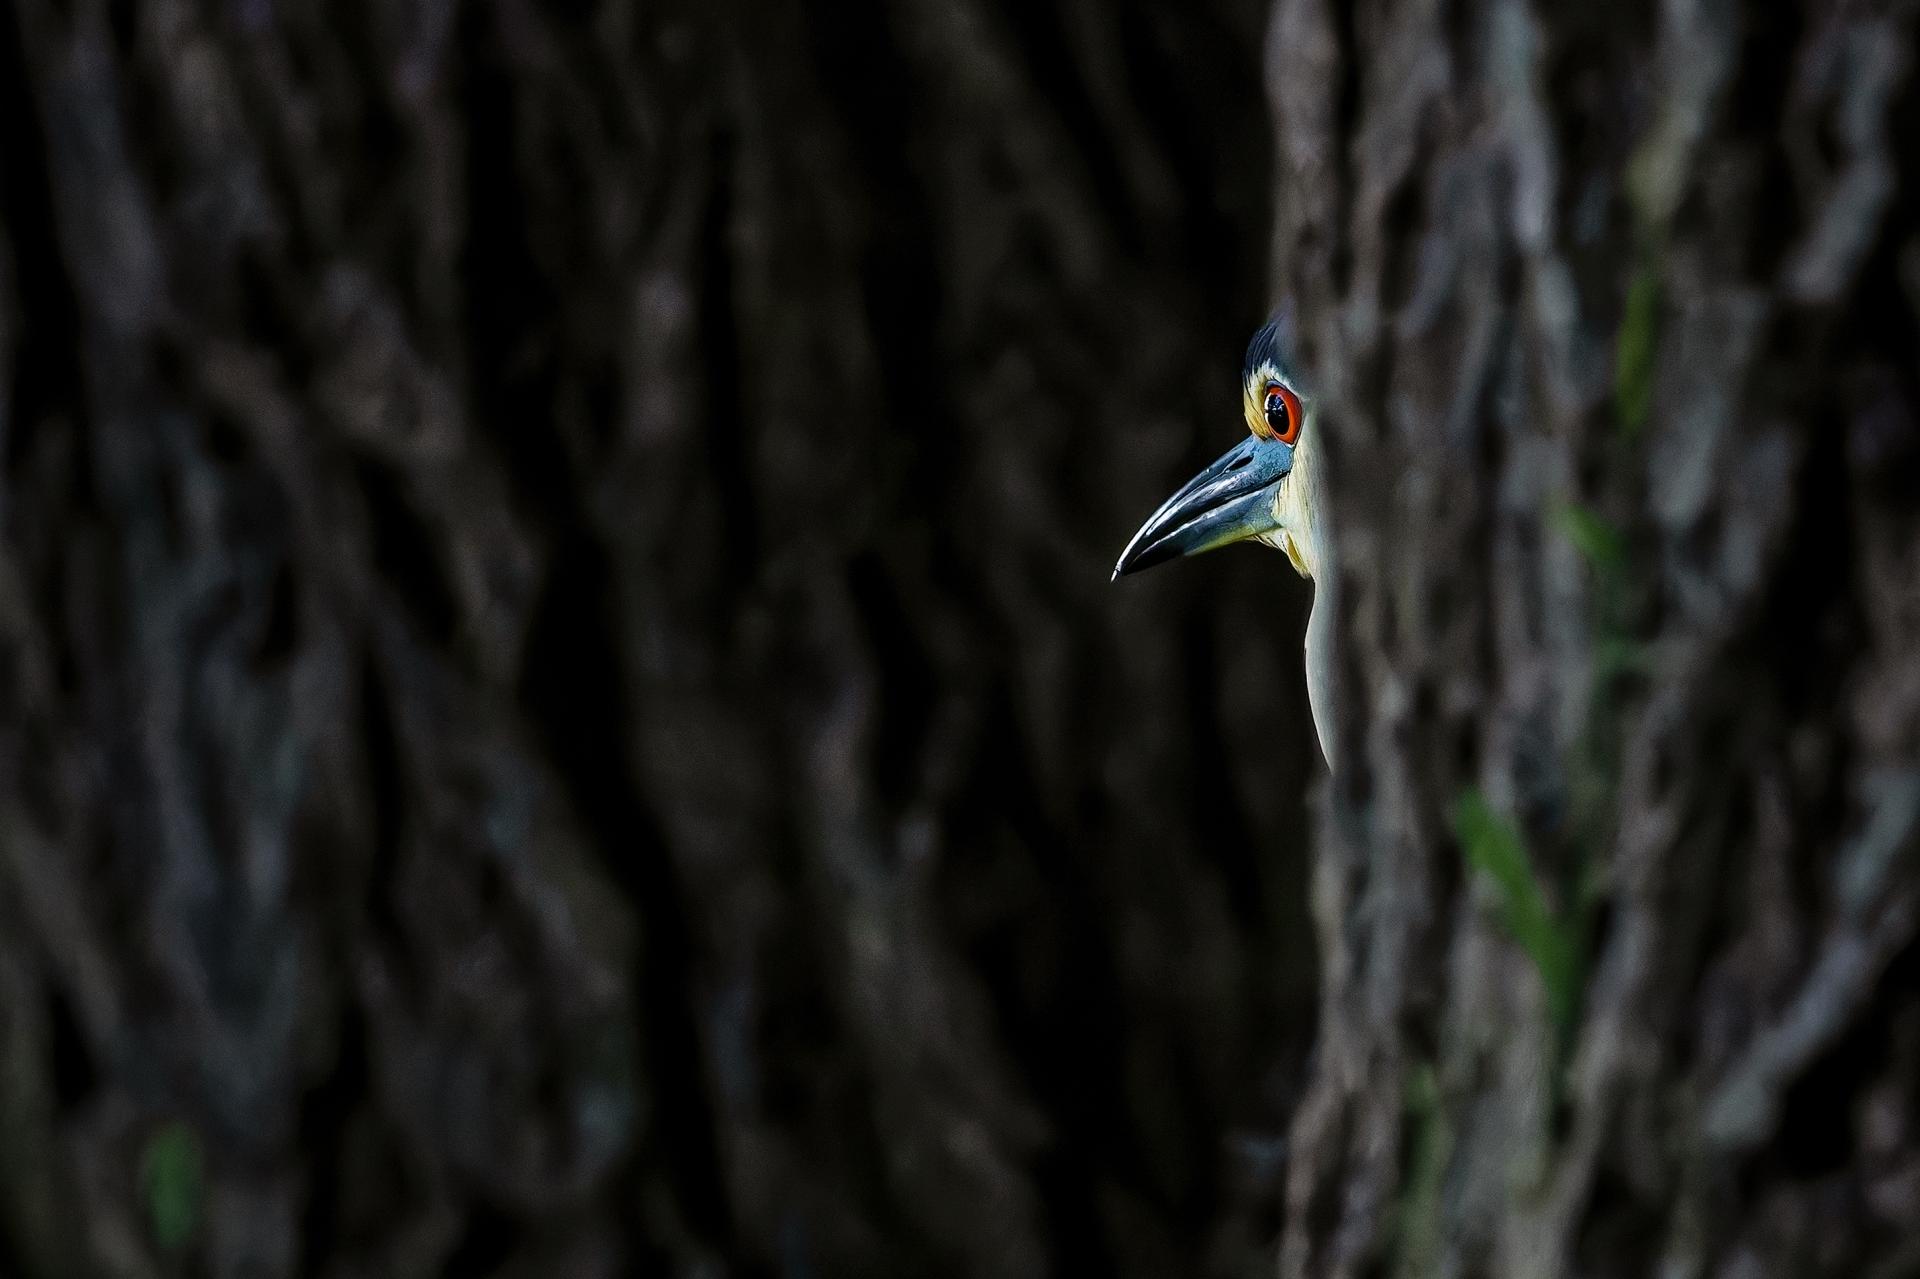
1264, 383, 1302, 445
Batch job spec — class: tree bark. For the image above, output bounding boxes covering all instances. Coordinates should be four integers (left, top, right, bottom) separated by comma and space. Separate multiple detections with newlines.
5, 0, 1918, 1277
1271, 0, 1920, 1275
0, 1, 1313, 1277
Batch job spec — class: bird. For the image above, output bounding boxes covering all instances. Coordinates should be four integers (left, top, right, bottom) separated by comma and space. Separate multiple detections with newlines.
1111, 314, 1337, 765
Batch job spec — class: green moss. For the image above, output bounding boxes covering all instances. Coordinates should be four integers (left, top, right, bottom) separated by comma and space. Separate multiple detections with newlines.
140, 1121, 203, 1251
1451, 791, 1584, 1036
1614, 262, 1661, 439
1395, 1062, 1451, 1278
1552, 504, 1627, 576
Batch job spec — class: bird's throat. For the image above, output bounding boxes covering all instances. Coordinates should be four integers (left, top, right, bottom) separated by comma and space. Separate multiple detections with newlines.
1276, 420, 1323, 580
1282, 532, 1312, 578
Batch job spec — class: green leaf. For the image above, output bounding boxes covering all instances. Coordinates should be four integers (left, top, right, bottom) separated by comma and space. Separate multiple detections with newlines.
1553, 504, 1626, 574
1615, 263, 1661, 438
1395, 1062, 1449, 1277
141, 1121, 203, 1251
1451, 791, 1582, 1034
1593, 635, 1650, 681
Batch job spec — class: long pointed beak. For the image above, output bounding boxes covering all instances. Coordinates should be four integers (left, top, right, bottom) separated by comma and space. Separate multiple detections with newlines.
1112, 435, 1294, 580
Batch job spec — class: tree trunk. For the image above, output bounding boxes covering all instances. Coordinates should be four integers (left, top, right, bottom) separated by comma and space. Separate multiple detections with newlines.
1272, 1, 1920, 1275
0, 1, 1312, 1277
4, 0, 1918, 1277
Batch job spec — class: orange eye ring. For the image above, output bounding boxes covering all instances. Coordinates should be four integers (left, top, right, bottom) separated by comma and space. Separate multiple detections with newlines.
1263, 382, 1302, 445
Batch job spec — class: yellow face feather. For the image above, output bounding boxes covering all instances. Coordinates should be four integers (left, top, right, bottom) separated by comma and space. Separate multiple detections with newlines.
1243, 360, 1304, 446
1244, 360, 1314, 578
1243, 379, 1269, 438
1243, 363, 1278, 439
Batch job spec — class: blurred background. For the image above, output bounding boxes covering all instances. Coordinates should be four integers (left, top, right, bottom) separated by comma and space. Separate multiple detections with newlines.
1, 0, 1323, 1275
5, 0, 1920, 1277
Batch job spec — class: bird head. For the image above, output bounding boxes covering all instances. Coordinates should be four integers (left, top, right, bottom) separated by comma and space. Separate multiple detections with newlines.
1111, 316, 1316, 582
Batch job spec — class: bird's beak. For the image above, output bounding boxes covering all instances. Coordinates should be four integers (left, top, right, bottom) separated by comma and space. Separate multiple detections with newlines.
1111, 435, 1294, 580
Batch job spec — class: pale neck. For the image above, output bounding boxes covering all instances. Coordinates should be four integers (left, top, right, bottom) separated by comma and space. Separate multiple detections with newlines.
1281, 417, 1326, 581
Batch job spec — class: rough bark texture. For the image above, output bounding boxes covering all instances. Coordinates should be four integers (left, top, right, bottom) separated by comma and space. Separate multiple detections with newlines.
1273, 0, 1920, 1275
5, 0, 1920, 1277
0, 1, 1318, 1277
